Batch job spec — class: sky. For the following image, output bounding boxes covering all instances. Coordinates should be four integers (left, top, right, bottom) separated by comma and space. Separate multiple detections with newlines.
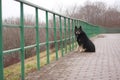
2, 0, 120, 21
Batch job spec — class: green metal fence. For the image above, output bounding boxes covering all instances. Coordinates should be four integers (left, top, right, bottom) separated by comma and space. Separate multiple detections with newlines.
0, 0, 101, 80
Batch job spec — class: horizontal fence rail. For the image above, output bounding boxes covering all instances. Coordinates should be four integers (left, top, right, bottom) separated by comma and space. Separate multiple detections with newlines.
0, 0, 101, 80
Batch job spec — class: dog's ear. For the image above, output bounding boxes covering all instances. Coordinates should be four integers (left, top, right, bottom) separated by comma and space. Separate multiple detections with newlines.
75, 26, 77, 29
79, 26, 82, 30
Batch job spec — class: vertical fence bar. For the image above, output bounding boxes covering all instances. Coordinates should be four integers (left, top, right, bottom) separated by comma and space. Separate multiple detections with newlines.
74, 20, 77, 48
35, 8, 40, 70
20, 2, 25, 80
68, 18, 71, 51
64, 17, 67, 54
72, 19, 74, 50
0, 0, 4, 80
74, 20, 76, 48
59, 16, 63, 57
73, 19, 75, 49
53, 14, 58, 60
79, 20, 81, 26
78, 20, 80, 27
46, 11, 50, 64
77, 20, 79, 27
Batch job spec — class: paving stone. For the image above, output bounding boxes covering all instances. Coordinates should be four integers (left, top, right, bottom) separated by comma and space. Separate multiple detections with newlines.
26, 34, 120, 80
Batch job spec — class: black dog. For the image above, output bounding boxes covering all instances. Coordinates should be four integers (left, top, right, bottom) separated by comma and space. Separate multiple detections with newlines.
74, 26, 95, 52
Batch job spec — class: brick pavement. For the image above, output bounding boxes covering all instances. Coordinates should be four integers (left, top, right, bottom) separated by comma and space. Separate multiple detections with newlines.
26, 34, 120, 80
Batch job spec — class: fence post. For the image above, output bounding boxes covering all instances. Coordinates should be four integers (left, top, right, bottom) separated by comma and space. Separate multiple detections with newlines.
73, 19, 75, 49
64, 17, 67, 54
53, 14, 58, 60
74, 20, 77, 48
77, 20, 79, 27
46, 11, 50, 64
68, 18, 71, 51
59, 16, 63, 57
72, 19, 74, 50
0, 0, 4, 80
35, 8, 40, 70
20, 2, 25, 80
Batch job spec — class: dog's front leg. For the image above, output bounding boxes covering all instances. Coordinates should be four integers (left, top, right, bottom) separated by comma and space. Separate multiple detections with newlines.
79, 45, 86, 53
81, 48, 86, 52
79, 46, 82, 52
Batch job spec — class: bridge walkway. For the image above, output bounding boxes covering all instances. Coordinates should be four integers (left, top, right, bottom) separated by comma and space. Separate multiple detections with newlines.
26, 34, 120, 80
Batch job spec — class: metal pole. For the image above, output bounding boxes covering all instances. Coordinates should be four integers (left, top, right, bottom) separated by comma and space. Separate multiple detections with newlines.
59, 16, 63, 57
64, 17, 67, 53
0, 0, 4, 79
35, 8, 40, 70
20, 2, 25, 80
46, 11, 50, 64
72, 19, 74, 50
75, 20, 77, 48
53, 14, 58, 60
68, 18, 71, 51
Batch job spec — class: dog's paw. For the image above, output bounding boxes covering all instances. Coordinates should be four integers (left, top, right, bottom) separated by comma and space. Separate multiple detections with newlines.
82, 48, 86, 52
80, 48, 86, 53
79, 49, 82, 53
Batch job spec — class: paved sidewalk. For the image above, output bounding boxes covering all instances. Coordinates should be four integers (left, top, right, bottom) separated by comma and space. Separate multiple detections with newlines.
26, 34, 120, 80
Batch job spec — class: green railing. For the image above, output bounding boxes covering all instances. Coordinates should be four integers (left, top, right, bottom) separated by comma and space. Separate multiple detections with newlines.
0, 0, 101, 80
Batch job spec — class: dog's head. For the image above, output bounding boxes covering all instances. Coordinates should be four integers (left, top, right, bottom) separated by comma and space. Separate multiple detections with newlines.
74, 26, 82, 35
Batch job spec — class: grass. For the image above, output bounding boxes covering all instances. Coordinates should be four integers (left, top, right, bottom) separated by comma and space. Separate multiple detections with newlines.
4, 50, 57, 80
4, 35, 97, 80
4, 43, 77, 80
